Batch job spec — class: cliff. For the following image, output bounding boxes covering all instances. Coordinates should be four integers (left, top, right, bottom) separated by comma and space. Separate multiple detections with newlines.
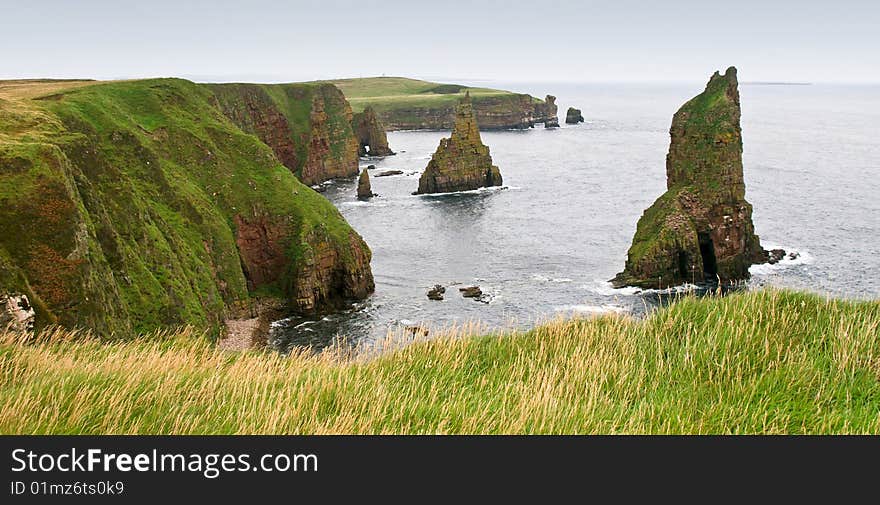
613, 67, 767, 289
0, 78, 373, 336
329, 77, 557, 130
208, 82, 359, 186
416, 94, 503, 194
351, 106, 394, 156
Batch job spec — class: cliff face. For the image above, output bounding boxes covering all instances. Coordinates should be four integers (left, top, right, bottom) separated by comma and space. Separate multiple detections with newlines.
0, 79, 373, 336
209, 83, 359, 186
352, 106, 394, 156
375, 93, 556, 131
416, 94, 503, 194
613, 67, 767, 289
537, 95, 559, 128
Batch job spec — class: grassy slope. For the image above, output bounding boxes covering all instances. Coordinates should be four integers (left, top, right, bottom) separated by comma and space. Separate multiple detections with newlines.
0, 79, 364, 335
326, 76, 536, 113
2, 290, 878, 434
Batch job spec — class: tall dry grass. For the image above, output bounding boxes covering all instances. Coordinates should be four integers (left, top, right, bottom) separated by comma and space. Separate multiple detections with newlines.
1, 289, 878, 434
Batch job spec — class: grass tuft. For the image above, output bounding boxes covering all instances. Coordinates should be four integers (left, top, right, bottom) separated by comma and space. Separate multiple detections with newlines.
1, 289, 878, 434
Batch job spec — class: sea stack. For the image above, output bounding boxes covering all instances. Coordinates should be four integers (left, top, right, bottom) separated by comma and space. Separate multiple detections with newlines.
357, 169, 374, 199
352, 106, 395, 157
543, 95, 560, 128
565, 107, 584, 124
415, 93, 503, 194
612, 67, 768, 289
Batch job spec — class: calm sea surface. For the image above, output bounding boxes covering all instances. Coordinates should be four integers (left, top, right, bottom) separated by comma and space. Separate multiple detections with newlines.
273, 81, 880, 351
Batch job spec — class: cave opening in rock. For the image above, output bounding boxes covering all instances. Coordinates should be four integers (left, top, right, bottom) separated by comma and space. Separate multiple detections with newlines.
698, 232, 718, 280
677, 250, 690, 280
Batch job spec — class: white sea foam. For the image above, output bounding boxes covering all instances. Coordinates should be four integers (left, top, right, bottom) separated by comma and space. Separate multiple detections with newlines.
749, 246, 814, 276
412, 185, 511, 197
584, 280, 642, 296
531, 274, 573, 283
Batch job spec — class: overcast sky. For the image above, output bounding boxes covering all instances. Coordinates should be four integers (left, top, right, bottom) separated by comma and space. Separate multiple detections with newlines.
2, 0, 878, 83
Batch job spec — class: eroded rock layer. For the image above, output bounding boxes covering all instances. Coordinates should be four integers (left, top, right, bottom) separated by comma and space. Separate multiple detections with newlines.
613, 67, 767, 289
416, 94, 503, 194
377, 94, 557, 131
210, 82, 359, 186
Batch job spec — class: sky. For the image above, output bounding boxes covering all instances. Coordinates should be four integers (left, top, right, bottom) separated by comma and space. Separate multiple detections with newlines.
2, 0, 878, 83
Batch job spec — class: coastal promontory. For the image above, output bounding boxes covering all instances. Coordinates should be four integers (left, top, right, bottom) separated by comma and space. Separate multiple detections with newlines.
0, 78, 374, 337
613, 67, 768, 288
416, 93, 503, 194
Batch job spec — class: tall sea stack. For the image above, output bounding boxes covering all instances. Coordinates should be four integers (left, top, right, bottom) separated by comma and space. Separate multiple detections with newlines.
613, 67, 768, 289
415, 93, 503, 194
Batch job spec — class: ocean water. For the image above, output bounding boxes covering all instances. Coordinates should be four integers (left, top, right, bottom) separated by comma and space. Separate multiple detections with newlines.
272, 82, 880, 351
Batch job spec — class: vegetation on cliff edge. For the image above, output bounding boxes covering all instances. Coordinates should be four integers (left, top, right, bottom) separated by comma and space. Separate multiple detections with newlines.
2, 290, 878, 434
0, 79, 371, 337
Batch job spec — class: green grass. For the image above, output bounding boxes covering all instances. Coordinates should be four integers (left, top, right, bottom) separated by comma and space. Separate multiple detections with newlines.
325, 76, 530, 113
2, 290, 878, 434
0, 78, 368, 336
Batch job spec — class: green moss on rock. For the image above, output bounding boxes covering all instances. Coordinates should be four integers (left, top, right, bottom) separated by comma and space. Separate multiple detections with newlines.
614, 67, 767, 289
208, 82, 359, 186
0, 78, 373, 337
416, 94, 503, 194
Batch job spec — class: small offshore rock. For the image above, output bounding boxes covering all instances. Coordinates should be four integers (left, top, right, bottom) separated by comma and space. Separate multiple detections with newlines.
375, 170, 404, 177
427, 284, 446, 300
357, 169, 374, 200
788, 251, 800, 261
767, 248, 787, 265
565, 107, 585, 124
459, 286, 482, 298
367, 164, 376, 170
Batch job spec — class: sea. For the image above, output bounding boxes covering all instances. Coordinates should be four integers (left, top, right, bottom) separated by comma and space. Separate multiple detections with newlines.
271, 81, 880, 352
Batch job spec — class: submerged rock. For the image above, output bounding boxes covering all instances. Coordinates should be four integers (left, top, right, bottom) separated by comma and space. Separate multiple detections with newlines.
357, 169, 374, 200
613, 67, 768, 289
375, 170, 404, 177
352, 106, 395, 157
415, 93, 503, 194
459, 286, 482, 298
767, 248, 787, 265
427, 284, 446, 301
565, 107, 584, 124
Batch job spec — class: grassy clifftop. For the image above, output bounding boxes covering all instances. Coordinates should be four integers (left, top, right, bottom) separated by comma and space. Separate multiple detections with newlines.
327, 77, 551, 130
328, 76, 524, 112
2, 290, 878, 434
0, 79, 372, 336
